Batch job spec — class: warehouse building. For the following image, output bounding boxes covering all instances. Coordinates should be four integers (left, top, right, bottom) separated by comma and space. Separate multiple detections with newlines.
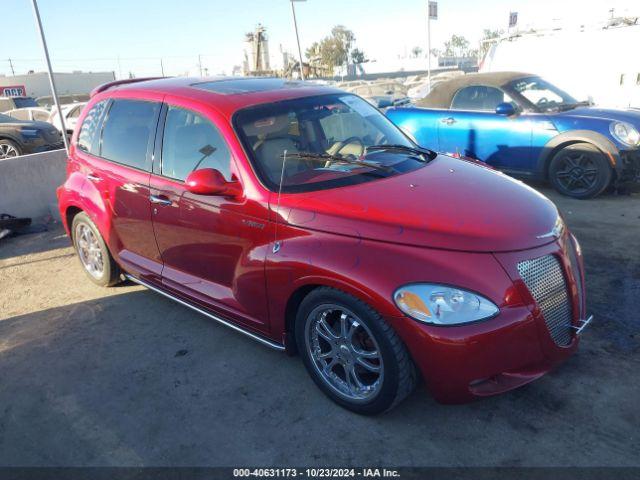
0, 71, 115, 98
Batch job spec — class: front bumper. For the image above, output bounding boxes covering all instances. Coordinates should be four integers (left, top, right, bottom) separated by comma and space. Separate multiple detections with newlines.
388, 234, 589, 404
616, 149, 640, 187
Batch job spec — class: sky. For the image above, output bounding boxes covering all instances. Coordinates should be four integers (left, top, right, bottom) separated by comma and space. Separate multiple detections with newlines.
1, 0, 639, 78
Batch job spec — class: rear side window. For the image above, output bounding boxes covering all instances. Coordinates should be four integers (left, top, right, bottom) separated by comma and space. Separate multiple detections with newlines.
100, 99, 160, 170
77, 100, 108, 154
161, 105, 232, 181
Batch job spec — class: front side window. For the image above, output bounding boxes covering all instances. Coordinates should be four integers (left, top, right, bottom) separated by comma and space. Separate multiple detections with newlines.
100, 99, 160, 170
234, 94, 431, 193
161, 105, 232, 181
77, 100, 107, 154
505, 76, 578, 112
451, 86, 513, 111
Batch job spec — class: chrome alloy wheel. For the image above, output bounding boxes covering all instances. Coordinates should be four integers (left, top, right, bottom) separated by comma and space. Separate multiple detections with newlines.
75, 223, 104, 279
305, 304, 384, 403
0, 143, 19, 159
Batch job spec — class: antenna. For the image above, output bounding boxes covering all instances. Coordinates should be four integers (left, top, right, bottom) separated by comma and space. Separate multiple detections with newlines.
273, 149, 288, 254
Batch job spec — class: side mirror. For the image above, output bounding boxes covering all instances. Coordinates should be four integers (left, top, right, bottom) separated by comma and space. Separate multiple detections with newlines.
185, 168, 242, 197
495, 102, 517, 116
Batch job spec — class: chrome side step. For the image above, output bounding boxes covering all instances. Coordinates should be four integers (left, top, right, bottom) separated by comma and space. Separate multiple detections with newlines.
124, 274, 285, 351
571, 315, 594, 336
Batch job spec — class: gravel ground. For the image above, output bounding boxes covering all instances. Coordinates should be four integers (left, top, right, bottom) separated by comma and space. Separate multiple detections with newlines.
0, 185, 638, 467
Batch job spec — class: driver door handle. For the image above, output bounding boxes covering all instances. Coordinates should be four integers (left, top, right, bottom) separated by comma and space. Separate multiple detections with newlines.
149, 194, 172, 206
441, 117, 457, 125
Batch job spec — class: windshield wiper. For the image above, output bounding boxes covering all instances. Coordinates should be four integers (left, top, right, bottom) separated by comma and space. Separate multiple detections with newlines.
557, 101, 591, 112
282, 151, 393, 174
365, 144, 432, 160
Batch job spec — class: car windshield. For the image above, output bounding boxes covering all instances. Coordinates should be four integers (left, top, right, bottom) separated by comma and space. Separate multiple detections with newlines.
234, 93, 432, 193
506, 77, 580, 112
13, 97, 38, 109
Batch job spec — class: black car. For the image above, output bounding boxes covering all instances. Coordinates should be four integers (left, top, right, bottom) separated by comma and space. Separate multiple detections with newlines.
0, 113, 64, 158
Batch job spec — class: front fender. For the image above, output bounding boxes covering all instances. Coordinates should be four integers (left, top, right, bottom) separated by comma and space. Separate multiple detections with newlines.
537, 129, 621, 175
265, 225, 518, 339
0, 132, 25, 149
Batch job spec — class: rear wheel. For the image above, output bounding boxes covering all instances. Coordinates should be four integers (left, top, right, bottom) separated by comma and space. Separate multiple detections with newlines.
71, 212, 121, 287
295, 287, 417, 414
548, 143, 612, 199
0, 139, 21, 159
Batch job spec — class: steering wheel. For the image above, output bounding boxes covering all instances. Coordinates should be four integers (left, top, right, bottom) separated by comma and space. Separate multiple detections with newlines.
536, 97, 549, 106
333, 136, 365, 158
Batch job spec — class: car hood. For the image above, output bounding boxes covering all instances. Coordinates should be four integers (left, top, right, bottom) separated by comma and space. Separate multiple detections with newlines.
555, 106, 640, 126
280, 155, 560, 252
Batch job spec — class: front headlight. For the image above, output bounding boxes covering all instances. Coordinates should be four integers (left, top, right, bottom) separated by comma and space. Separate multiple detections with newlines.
610, 121, 640, 147
394, 284, 499, 325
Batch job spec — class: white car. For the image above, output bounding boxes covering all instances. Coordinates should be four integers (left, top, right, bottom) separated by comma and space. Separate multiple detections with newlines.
4, 107, 51, 123
48, 102, 86, 135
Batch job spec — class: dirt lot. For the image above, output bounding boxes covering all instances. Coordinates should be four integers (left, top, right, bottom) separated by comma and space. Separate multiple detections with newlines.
0, 185, 638, 467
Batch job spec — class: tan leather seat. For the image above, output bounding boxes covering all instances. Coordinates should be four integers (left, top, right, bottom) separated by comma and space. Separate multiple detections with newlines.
245, 115, 304, 183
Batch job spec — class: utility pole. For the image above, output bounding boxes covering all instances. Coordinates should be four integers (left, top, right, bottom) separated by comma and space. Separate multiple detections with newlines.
290, 0, 306, 80
8, 58, 15, 75
29, 0, 69, 153
117, 55, 122, 79
198, 54, 203, 77
160, 58, 165, 77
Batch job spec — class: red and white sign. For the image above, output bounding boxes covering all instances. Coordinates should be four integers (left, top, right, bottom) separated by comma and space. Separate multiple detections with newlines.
1, 85, 27, 97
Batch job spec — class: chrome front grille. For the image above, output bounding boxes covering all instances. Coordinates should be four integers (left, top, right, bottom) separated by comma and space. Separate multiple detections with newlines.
565, 238, 584, 319
517, 255, 573, 346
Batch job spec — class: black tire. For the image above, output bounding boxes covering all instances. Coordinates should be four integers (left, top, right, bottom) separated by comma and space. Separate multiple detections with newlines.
0, 139, 22, 158
548, 142, 612, 199
295, 287, 417, 414
71, 212, 121, 287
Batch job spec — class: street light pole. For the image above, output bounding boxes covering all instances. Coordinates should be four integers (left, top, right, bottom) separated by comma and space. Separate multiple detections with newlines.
426, 1, 438, 93
427, 9, 431, 92
29, 0, 69, 153
290, 0, 305, 80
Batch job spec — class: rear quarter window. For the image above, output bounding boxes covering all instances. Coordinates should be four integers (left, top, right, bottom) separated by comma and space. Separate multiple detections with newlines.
77, 100, 108, 154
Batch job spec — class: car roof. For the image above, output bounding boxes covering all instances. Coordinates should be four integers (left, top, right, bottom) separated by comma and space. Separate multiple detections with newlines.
95, 76, 344, 117
415, 71, 534, 108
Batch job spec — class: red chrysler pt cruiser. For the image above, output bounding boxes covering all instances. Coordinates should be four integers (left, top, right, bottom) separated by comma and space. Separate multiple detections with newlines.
57, 77, 591, 414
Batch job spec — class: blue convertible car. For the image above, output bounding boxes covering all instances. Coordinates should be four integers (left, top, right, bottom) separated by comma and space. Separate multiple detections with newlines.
386, 72, 640, 198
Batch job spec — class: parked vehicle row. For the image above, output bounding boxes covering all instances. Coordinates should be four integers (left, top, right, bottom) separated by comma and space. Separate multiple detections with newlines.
387, 72, 640, 198
59, 77, 590, 414
0, 94, 87, 156
0, 112, 64, 159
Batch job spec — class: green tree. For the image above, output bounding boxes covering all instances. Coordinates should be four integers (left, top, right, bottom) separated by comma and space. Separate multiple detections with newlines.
305, 25, 359, 75
411, 46, 423, 58
479, 28, 504, 59
443, 35, 471, 57
351, 48, 367, 64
